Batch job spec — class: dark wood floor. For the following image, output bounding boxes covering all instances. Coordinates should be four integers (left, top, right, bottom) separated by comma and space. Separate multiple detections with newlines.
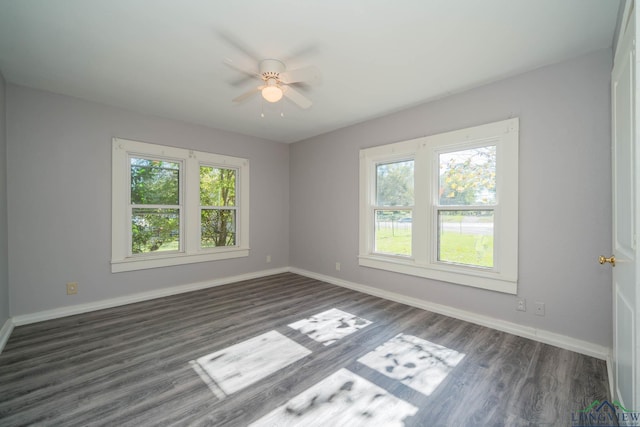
0, 273, 610, 426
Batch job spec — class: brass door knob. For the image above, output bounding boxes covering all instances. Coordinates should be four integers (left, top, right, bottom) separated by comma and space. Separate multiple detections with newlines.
599, 255, 616, 267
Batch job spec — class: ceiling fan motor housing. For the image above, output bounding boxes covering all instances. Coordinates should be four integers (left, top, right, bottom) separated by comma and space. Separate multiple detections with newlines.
259, 59, 285, 82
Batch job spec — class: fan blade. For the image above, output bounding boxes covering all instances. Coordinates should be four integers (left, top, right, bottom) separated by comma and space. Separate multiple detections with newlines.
280, 44, 319, 64
283, 85, 312, 109
233, 86, 262, 104
224, 58, 259, 78
218, 31, 261, 62
224, 58, 260, 82
280, 66, 321, 84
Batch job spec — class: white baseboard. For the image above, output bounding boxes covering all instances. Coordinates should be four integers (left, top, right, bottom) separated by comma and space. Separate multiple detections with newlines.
12, 267, 289, 326
0, 317, 14, 354
290, 267, 611, 360
6, 266, 612, 362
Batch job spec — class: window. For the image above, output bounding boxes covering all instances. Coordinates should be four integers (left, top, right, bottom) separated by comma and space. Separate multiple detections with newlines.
130, 157, 182, 255
436, 146, 495, 268
374, 160, 414, 256
200, 166, 237, 248
112, 138, 249, 272
359, 118, 518, 294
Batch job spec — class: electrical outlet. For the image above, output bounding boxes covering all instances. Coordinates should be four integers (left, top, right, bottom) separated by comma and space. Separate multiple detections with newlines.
66, 282, 78, 295
335, 262, 341, 271
516, 298, 526, 312
266, 255, 271, 263
534, 302, 545, 316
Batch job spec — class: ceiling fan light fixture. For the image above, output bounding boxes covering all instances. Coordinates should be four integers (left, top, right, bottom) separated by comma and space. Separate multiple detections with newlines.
230, 58, 312, 109
261, 78, 283, 103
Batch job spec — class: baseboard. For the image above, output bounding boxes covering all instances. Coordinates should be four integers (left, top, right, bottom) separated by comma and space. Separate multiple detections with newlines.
12, 267, 289, 326
290, 267, 611, 360
0, 317, 14, 354
6, 266, 612, 362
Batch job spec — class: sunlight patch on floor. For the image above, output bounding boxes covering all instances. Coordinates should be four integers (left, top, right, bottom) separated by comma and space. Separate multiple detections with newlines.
249, 368, 418, 427
357, 333, 465, 396
288, 308, 372, 346
190, 330, 311, 398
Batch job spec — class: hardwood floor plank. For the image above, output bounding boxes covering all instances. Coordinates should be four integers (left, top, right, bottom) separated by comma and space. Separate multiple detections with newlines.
0, 273, 610, 426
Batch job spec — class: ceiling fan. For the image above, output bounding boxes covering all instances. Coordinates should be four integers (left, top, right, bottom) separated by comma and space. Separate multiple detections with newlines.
226, 58, 319, 109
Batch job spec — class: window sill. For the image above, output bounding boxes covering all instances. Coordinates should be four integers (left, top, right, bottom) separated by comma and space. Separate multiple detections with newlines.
111, 248, 250, 273
358, 255, 517, 294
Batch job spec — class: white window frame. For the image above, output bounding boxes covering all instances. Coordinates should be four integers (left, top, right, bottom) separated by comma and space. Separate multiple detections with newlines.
359, 118, 518, 294
112, 138, 250, 273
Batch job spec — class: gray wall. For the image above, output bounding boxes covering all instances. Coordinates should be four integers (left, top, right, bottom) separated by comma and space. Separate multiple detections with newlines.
0, 72, 8, 325
6, 85, 290, 316
290, 49, 613, 348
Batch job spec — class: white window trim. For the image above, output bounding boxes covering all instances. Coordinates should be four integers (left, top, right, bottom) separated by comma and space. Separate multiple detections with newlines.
112, 138, 250, 273
359, 118, 518, 294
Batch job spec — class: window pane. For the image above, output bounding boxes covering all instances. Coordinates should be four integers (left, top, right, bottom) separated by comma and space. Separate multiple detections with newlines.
201, 209, 236, 248
376, 160, 414, 206
438, 210, 493, 268
439, 146, 496, 206
374, 210, 411, 256
130, 158, 180, 205
131, 208, 180, 254
200, 166, 236, 207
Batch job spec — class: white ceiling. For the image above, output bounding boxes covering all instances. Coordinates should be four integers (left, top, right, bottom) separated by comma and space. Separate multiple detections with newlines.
0, 0, 621, 143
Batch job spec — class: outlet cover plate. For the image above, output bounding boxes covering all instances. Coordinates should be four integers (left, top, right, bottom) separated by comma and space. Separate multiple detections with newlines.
66, 282, 78, 295
534, 302, 545, 316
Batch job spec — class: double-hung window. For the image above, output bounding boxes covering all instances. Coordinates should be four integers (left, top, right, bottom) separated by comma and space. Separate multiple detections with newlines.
359, 118, 518, 294
130, 157, 183, 255
374, 159, 414, 256
435, 145, 496, 268
112, 138, 249, 272
200, 165, 237, 248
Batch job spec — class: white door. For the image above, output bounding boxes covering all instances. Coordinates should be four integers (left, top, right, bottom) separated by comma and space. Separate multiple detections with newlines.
609, 4, 638, 411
